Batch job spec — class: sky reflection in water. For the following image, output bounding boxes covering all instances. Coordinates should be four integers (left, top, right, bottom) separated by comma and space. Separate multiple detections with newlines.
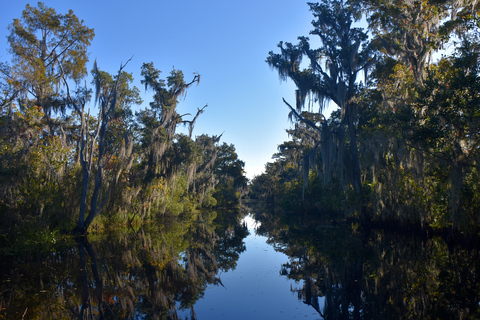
179, 215, 320, 319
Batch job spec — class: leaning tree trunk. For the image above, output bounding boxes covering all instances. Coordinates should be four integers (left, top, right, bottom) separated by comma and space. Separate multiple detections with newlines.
74, 60, 130, 235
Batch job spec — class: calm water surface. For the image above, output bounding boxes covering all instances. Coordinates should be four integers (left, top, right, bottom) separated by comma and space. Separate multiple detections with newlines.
177, 215, 319, 319
1, 207, 480, 319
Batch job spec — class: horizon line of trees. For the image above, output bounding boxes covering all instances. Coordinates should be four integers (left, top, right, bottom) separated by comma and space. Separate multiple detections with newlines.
251, 0, 480, 232
0, 2, 247, 236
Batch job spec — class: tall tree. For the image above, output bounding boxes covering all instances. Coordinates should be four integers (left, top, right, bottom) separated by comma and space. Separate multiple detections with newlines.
267, 0, 374, 195
0, 3, 94, 224
362, 0, 480, 227
413, 39, 480, 228
71, 60, 133, 235
363, 0, 479, 84
4, 2, 94, 126
90, 66, 142, 212
138, 62, 200, 182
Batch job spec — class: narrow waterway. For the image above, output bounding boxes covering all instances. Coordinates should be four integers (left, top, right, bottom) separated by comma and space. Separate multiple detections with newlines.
178, 214, 320, 319
2, 208, 480, 319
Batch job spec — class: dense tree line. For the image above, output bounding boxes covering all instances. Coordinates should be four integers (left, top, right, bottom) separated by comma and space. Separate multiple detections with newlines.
0, 3, 247, 236
253, 0, 480, 232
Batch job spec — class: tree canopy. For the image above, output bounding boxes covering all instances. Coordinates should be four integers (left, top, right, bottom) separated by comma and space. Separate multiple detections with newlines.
5, 2, 94, 119
0, 2, 247, 236
257, 0, 480, 232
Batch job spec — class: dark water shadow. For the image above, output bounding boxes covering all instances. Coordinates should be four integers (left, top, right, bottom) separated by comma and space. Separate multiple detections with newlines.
251, 205, 480, 320
0, 210, 248, 319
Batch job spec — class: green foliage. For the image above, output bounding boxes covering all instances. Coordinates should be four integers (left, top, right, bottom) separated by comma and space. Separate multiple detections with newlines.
0, 104, 77, 230
258, 0, 480, 233
162, 174, 197, 215
0, 209, 248, 319
0, 219, 74, 255
0, 3, 246, 243
267, 0, 373, 200
6, 2, 94, 116
212, 142, 248, 207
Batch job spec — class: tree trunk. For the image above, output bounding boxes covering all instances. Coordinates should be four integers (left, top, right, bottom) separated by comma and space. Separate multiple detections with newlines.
348, 121, 362, 194
76, 166, 90, 233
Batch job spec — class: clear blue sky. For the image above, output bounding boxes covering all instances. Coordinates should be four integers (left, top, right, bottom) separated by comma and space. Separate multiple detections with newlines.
1, 0, 330, 179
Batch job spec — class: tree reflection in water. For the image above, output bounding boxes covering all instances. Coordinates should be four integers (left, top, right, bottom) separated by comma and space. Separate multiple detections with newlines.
254, 208, 480, 320
77, 239, 105, 319
4, 205, 479, 319
0, 210, 248, 319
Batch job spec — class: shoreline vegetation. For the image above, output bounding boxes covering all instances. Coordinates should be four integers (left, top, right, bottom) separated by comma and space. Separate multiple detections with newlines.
252, 0, 480, 237
2, 0, 480, 253
0, 3, 248, 244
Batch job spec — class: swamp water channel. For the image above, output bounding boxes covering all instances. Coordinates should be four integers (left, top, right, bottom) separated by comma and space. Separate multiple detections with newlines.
1, 204, 480, 319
